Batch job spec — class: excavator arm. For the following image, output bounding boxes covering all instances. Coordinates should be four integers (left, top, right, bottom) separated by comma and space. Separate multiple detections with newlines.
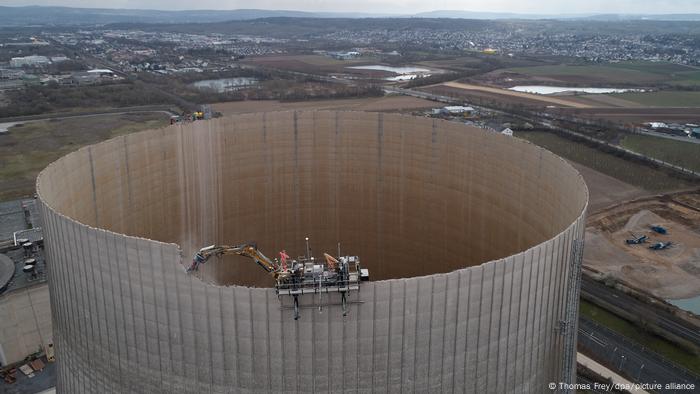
187, 242, 278, 274
186, 239, 365, 320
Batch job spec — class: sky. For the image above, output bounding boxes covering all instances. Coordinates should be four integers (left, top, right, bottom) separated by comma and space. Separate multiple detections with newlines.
2, 0, 700, 14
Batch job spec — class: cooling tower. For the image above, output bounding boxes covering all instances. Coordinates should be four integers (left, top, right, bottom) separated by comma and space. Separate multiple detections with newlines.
37, 111, 588, 393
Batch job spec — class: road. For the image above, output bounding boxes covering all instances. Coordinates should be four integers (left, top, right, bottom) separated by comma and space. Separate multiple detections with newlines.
635, 129, 700, 145
578, 317, 699, 393
581, 276, 700, 348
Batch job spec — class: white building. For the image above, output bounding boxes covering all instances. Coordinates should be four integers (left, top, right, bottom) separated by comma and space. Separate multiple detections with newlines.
87, 69, 115, 76
647, 122, 668, 129
442, 106, 475, 115
10, 55, 50, 68
501, 128, 514, 136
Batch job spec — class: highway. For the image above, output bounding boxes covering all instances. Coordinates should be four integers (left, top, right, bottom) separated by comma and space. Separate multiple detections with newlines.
579, 317, 699, 393
581, 276, 700, 348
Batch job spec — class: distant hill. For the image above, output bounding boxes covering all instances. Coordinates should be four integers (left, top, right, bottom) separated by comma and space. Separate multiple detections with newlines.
413, 10, 565, 19
574, 13, 700, 21
414, 10, 700, 21
1, 6, 700, 26
0, 6, 320, 26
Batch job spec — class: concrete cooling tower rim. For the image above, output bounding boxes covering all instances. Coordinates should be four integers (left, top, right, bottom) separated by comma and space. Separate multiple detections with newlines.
36, 110, 589, 287
36, 110, 589, 392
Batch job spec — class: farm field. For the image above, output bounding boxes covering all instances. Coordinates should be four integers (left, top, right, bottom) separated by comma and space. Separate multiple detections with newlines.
422, 82, 589, 109
550, 106, 700, 124
442, 81, 591, 107
211, 96, 439, 115
415, 57, 483, 72
0, 112, 169, 201
501, 61, 700, 86
621, 134, 700, 172
415, 53, 543, 72
242, 54, 376, 74
515, 131, 695, 192
608, 91, 700, 107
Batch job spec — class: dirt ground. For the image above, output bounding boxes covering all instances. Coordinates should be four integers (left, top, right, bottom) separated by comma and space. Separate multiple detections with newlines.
572, 94, 644, 108
212, 96, 439, 115
422, 83, 590, 109
569, 162, 650, 213
585, 192, 700, 299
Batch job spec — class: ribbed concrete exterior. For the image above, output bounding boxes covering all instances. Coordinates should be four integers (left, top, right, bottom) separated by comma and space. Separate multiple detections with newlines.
37, 111, 588, 393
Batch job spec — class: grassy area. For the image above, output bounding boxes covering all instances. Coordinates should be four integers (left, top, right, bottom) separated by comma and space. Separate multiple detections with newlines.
505, 61, 700, 86
611, 91, 700, 107
0, 112, 169, 201
621, 134, 700, 172
0, 82, 175, 118
580, 300, 700, 375
606, 61, 699, 75
506, 64, 659, 84
515, 131, 695, 191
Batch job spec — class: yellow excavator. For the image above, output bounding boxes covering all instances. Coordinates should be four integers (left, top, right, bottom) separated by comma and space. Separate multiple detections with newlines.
188, 242, 278, 275
187, 241, 368, 319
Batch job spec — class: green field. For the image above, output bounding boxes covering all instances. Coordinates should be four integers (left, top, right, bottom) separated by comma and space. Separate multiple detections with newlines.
580, 300, 700, 375
505, 61, 700, 86
0, 112, 168, 201
515, 131, 695, 191
621, 134, 700, 172
611, 91, 700, 107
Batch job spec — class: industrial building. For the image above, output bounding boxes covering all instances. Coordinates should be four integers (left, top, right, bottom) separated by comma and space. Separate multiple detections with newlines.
9, 56, 50, 68
37, 111, 588, 392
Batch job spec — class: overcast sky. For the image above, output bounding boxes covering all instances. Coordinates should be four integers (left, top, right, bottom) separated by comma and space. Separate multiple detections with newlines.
3, 0, 700, 14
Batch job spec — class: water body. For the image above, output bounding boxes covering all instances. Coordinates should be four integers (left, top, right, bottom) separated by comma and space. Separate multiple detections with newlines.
385, 74, 430, 82
347, 65, 432, 81
347, 65, 431, 74
509, 85, 637, 95
192, 77, 258, 93
668, 296, 700, 315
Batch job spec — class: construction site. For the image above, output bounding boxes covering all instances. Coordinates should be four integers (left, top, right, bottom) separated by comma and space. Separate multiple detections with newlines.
585, 191, 700, 302
35, 111, 588, 392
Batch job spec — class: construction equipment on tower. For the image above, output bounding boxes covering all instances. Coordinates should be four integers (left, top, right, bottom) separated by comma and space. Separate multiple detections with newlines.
187, 241, 368, 320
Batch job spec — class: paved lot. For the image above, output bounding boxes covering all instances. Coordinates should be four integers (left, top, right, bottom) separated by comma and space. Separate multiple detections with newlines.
2, 357, 55, 394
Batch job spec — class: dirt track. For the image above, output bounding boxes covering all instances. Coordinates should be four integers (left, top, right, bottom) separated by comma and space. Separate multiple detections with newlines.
441, 81, 593, 108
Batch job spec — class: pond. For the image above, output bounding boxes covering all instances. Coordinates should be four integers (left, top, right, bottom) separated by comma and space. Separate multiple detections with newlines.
347, 65, 432, 81
509, 85, 638, 95
668, 295, 700, 315
347, 65, 431, 74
